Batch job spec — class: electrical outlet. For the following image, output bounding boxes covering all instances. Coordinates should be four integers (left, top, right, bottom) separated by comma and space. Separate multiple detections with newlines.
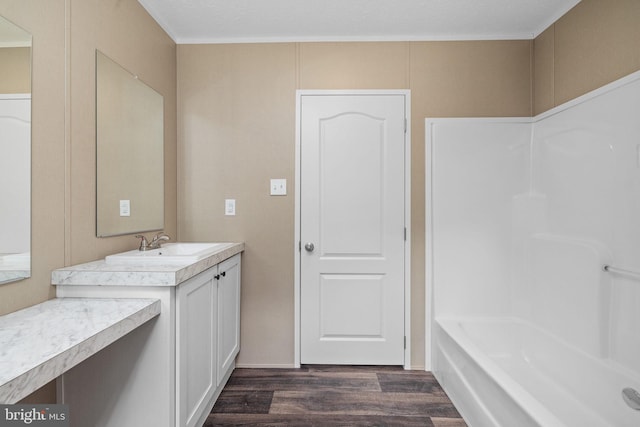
119, 200, 130, 217
270, 179, 287, 196
225, 199, 236, 216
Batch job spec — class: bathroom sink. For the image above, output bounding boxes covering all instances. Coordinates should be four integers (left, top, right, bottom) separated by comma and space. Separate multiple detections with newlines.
105, 242, 227, 264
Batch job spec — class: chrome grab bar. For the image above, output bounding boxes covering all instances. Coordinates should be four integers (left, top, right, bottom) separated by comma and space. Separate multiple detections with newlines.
602, 264, 640, 279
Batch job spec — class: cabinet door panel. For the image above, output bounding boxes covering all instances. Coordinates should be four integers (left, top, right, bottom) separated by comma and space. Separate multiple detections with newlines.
217, 254, 241, 385
177, 269, 217, 427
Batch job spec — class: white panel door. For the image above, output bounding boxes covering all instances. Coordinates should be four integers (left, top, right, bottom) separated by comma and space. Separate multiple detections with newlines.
300, 93, 406, 365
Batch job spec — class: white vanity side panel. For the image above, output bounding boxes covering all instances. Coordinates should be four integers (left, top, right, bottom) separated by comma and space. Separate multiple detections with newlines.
56, 286, 176, 427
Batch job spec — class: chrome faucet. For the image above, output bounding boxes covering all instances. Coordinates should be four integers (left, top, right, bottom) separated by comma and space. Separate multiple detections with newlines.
135, 232, 170, 251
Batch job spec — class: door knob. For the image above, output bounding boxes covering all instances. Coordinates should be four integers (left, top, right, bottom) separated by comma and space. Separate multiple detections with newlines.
304, 242, 315, 252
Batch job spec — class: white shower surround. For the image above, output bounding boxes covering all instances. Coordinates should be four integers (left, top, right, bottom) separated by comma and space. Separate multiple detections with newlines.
426, 70, 640, 426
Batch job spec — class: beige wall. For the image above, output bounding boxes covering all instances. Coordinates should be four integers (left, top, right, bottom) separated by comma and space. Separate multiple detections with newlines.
0, 0, 176, 402
68, 0, 177, 265
0, 0, 66, 322
0, 46, 30, 93
178, 43, 298, 367
0, 0, 66, 402
534, 0, 640, 115
178, 40, 532, 369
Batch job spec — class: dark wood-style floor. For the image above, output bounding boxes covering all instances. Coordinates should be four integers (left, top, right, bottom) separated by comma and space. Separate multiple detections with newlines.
203, 365, 468, 426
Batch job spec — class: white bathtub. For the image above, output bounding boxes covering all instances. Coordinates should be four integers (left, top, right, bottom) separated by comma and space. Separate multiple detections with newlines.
433, 317, 640, 427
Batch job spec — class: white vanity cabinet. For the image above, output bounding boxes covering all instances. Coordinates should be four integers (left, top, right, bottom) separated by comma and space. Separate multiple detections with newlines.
53, 243, 243, 427
177, 254, 241, 427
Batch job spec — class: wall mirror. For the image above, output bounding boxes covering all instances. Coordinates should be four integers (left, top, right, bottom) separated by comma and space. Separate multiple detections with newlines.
96, 50, 164, 237
0, 15, 31, 285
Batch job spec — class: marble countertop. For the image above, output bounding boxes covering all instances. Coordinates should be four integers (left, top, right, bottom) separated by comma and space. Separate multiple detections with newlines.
0, 297, 161, 403
51, 242, 244, 287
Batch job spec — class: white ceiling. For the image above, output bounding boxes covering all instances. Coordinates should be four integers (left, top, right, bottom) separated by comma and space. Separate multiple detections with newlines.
137, 0, 581, 44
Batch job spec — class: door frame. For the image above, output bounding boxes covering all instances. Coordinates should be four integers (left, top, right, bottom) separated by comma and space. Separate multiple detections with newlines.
294, 89, 412, 369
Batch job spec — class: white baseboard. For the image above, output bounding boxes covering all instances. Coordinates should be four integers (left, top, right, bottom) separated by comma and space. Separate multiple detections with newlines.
235, 363, 297, 369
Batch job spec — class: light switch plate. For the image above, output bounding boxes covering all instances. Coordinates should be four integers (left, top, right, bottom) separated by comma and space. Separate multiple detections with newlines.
119, 200, 130, 217
225, 199, 236, 216
270, 179, 287, 196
